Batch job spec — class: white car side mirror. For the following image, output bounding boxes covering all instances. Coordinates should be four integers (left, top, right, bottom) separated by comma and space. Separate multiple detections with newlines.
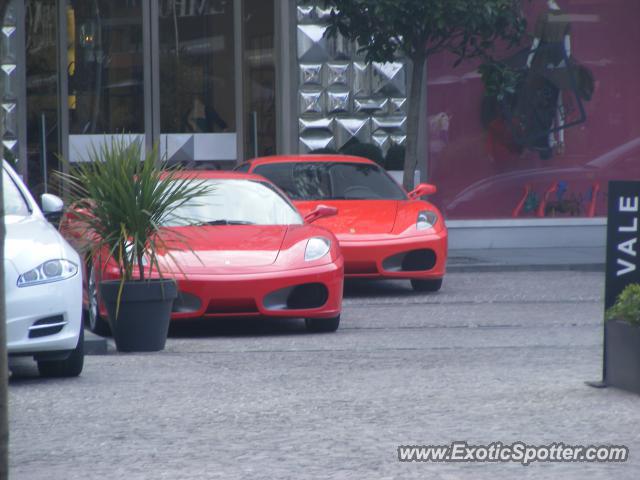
41, 193, 64, 215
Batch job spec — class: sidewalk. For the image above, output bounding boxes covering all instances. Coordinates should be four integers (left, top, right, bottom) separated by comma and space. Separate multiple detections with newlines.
448, 247, 605, 272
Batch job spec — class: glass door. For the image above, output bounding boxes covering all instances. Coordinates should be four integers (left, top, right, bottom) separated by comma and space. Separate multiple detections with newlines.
158, 1, 236, 168
242, 0, 276, 159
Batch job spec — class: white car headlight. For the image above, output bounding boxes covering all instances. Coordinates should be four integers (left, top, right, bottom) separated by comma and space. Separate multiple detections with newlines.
17, 259, 78, 287
305, 237, 331, 262
417, 211, 438, 230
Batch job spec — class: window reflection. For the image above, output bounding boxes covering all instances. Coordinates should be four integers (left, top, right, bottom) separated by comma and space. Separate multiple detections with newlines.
159, 0, 235, 134
427, 1, 640, 219
255, 162, 407, 201
165, 179, 302, 226
26, 0, 60, 196
243, 0, 276, 158
3, 171, 30, 218
67, 0, 144, 134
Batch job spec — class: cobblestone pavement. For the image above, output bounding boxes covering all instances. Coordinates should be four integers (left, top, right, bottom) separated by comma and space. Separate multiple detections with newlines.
8, 271, 640, 480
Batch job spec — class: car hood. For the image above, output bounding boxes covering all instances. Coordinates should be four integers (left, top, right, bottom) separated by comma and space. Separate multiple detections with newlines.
294, 200, 399, 234
158, 225, 288, 272
4, 215, 66, 269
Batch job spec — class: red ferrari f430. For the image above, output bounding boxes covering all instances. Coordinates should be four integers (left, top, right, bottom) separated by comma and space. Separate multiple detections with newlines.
60, 171, 344, 333
238, 155, 447, 292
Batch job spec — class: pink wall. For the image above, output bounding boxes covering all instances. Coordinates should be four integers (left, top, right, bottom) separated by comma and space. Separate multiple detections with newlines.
427, 0, 640, 219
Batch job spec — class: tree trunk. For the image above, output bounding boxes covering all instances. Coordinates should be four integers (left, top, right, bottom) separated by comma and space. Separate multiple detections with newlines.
0, 1, 8, 472
402, 54, 426, 191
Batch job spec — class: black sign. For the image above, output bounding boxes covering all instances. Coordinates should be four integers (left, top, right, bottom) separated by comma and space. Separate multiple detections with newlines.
605, 181, 640, 310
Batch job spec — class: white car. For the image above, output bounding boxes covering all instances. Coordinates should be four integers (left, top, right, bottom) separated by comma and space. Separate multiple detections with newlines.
4, 161, 84, 377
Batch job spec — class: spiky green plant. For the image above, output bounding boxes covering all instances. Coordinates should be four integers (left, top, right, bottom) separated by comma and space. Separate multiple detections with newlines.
57, 137, 210, 284
606, 283, 640, 327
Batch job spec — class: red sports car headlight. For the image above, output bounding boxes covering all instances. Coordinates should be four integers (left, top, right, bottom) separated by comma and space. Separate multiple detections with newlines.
305, 237, 331, 262
417, 211, 438, 230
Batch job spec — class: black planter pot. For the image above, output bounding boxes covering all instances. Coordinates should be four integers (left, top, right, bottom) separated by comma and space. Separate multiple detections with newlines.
605, 319, 640, 394
100, 279, 177, 352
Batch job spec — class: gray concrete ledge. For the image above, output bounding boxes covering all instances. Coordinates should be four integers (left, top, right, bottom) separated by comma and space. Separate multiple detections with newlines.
84, 329, 109, 355
448, 247, 606, 273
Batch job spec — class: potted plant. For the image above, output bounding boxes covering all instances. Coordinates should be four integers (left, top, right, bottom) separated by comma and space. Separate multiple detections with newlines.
604, 283, 640, 394
58, 137, 209, 352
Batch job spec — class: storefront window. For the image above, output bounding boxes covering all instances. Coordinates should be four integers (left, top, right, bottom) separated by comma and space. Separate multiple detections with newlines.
67, 0, 144, 134
25, 0, 59, 196
158, 0, 236, 166
427, 0, 640, 220
243, 0, 276, 158
65, 0, 145, 163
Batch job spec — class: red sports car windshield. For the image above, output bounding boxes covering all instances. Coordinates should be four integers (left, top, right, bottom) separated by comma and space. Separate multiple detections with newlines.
163, 179, 303, 227
253, 162, 407, 201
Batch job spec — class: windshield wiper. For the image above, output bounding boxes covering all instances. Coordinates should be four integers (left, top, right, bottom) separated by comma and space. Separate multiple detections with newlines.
199, 219, 256, 226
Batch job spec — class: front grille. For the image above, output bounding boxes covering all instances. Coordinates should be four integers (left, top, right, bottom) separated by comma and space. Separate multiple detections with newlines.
401, 249, 437, 271
345, 261, 378, 275
382, 249, 437, 272
286, 283, 328, 309
263, 283, 329, 310
206, 298, 259, 315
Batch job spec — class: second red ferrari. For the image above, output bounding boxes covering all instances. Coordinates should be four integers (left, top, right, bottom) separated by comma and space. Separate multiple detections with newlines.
238, 155, 448, 292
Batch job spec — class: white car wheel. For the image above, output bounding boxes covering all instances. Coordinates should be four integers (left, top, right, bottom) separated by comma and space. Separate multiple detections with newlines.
37, 328, 84, 378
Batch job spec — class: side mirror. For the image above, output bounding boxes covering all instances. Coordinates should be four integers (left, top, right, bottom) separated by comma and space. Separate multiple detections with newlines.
41, 193, 64, 216
304, 204, 338, 223
41, 193, 64, 227
408, 183, 437, 199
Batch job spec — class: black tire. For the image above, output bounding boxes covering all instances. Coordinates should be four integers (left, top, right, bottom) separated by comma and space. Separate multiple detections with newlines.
411, 278, 443, 292
305, 315, 340, 333
37, 328, 84, 378
86, 265, 111, 336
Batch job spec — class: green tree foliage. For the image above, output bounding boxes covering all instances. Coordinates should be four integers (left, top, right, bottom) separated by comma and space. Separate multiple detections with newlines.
324, 0, 527, 189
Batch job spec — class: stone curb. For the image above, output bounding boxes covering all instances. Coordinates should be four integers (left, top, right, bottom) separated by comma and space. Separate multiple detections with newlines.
84, 329, 109, 355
